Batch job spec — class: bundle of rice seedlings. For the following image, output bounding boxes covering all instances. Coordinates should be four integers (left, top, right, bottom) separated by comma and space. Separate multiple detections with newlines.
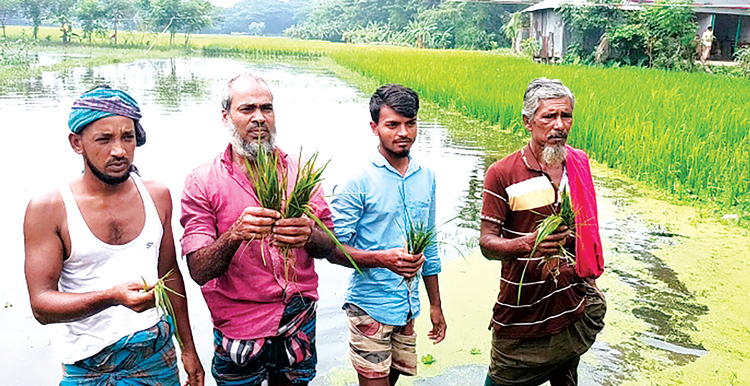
244, 137, 285, 266
245, 138, 284, 213
244, 141, 361, 276
142, 269, 185, 348
516, 188, 576, 305
289, 151, 361, 274
406, 220, 437, 256
540, 189, 577, 280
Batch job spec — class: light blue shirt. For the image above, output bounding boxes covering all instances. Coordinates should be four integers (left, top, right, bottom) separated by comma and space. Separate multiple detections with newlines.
331, 151, 440, 326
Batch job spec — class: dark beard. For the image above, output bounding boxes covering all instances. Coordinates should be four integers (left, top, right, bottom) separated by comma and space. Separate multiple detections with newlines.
383, 146, 410, 159
86, 157, 131, 185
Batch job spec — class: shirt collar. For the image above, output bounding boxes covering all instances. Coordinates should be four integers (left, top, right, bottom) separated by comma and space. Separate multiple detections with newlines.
520, 143, 543, 172
369, 147, 421, 178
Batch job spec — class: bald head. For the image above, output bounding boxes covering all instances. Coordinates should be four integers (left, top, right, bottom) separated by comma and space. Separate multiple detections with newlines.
221, 73, 272, 112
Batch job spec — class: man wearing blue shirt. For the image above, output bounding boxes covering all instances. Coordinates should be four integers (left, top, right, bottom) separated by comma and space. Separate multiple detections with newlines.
330, 84, 446, 386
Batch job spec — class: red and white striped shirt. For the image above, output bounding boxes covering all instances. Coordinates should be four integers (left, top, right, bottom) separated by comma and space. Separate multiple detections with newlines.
481, 144, 586, 339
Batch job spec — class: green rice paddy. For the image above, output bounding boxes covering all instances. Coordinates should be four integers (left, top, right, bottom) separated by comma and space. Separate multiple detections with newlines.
327, 46, 750, 220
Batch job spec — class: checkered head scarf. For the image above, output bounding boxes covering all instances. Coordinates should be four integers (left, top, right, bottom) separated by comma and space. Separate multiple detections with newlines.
68, 86, 146, 146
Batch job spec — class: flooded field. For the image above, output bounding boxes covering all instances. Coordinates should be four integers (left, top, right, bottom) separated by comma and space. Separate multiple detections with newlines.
0, 55, 747, 385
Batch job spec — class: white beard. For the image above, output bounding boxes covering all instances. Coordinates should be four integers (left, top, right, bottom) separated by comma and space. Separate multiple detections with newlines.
229, 123, 275, 159
542, 144, 567, 166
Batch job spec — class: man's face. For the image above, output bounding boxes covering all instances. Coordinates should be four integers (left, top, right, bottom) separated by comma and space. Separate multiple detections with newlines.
223, 78, 276, 158
370, 105, 417, 159
524, 97, 573, 159
71, 115, 136, 185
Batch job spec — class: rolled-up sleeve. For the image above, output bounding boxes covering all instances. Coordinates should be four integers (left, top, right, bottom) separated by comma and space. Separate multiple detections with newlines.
331, 179, 363, 246
310, 183, 334, 230
180, 173, 218, 256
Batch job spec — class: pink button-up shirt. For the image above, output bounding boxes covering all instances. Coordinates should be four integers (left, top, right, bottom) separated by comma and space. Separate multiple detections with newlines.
180, 144, 333, 340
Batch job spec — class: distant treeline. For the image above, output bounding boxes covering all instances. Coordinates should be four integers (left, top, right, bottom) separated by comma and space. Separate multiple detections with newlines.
1, 0, 520, 50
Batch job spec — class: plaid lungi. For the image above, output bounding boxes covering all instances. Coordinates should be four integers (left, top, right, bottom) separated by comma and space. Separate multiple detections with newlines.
61, 318, 179, 386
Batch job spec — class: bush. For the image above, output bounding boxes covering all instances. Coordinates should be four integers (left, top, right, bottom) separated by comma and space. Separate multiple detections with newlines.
736, 46, 750, 77
0, 37, 35, 66
521, 37, 539, 58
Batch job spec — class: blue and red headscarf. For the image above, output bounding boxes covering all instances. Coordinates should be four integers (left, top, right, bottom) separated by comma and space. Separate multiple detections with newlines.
68, 86, 146, 146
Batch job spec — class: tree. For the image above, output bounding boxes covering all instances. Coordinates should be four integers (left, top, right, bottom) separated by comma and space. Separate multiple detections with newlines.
503, 12, 527, 52
20, 0, 53, 39
0, 0, 20, 38
151, 0, 181, 45
561, 0, 695, 69
248, 21, 264, 35
220, 0, 307, 35
559, 0, 624, 59
49, 0, 77, 43
76, 0, 105, 42
103, 0, 135, 44
181, 0, 213, 46
636, 0, 696, 69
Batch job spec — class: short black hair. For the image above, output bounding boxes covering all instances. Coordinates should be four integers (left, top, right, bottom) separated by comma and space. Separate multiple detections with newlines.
369, 84, 419, 123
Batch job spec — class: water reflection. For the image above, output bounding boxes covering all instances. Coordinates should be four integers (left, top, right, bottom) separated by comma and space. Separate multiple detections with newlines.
153, 59, 212, 111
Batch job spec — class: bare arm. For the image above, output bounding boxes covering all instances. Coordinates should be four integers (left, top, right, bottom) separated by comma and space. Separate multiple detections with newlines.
24, 192, 154, 325
423, 274, 446, 343
479, 220, 570, 262
148, 182, 204, 386
186, 207, 279, 286
304, 227, 424, 279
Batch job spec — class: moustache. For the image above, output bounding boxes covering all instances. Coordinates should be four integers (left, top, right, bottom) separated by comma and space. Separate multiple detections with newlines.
106, 157, 128, 166
547, 132, 568, 140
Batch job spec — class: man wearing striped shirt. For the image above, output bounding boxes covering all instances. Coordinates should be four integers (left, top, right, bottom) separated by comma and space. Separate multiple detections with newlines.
479, 78, 606, 386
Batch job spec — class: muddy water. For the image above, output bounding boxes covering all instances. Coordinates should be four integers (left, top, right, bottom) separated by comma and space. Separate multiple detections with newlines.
0, 56, 716, 385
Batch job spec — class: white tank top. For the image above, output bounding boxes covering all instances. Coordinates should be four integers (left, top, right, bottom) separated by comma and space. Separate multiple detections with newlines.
56, 175, 161, 364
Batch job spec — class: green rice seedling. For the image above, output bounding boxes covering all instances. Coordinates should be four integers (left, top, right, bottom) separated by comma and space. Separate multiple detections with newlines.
406, 220, 437, 256
286, 150, 361, 275
245, 136, 285, 266
285, 151, 327, 219
245, 138, 284, 212
245, 142, 361, 276
559, 188, 576, 228
399, 220, 439, 298
539, 189, 577, 283
517, 188, 577, 305
142, 269, 185, 348
516, 214, 563, 305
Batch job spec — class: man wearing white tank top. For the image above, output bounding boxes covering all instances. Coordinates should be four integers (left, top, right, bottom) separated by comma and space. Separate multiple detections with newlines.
24, 86, 204, 386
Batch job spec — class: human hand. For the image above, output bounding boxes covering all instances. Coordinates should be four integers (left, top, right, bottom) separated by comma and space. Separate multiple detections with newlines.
229, 207, 281, 242
428, 304, 446, 344
381, 248, 425, 279
181, 346, 205, 386
531, 225, 572, 257
113, 280, 155, 312
272, 216, 314, 249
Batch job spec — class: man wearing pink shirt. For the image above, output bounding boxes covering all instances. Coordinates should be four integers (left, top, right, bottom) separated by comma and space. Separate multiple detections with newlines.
180, 73, 335, 386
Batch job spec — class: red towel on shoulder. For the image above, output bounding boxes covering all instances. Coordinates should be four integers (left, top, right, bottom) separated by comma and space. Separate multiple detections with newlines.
565, 145, 605, 279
